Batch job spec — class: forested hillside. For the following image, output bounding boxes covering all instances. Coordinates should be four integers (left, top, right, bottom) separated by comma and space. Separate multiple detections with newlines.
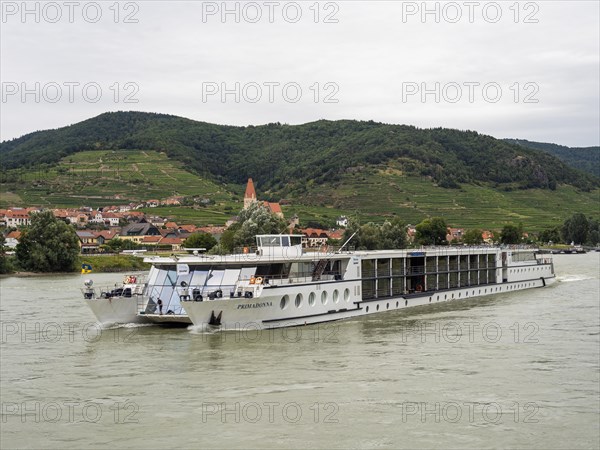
505, 138, 599, 178
2, 112, 597, 198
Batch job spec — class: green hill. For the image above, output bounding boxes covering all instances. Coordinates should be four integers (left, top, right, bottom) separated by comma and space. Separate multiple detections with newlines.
504, 138, 599, 178
1, 111, 599, 230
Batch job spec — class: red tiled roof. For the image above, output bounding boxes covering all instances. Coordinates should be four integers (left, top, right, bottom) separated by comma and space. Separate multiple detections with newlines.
179, 224, 197, 232
160, 237, 184, 245
263, 201, 282, 214
302, 228, 329, 238
141, 236, 162, 243
6, 231, 21, 239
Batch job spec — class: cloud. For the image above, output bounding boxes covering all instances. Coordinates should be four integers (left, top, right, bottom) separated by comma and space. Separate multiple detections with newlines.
1, 1, 598, 146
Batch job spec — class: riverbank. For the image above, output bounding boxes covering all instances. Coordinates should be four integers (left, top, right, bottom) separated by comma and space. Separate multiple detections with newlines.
0, 255, 150, 276
79, 255, 151, 272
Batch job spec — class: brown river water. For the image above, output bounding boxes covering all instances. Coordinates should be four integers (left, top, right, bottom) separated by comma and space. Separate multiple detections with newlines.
1, 253, 598, 449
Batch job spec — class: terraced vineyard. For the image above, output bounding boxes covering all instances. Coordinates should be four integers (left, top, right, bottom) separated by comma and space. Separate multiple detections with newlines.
1, 150, 598, 230
296, 169, 600, 231
0, 150, 240, 210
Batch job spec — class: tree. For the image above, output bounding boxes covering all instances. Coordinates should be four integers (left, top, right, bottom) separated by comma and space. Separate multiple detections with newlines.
232, 202, 288, 248
183, 232, 217, 251
538, 226, 561, 244
0, 234, 10, 274
415, 217, 448, 245
463, 229, 483, 245
378, 218, 408, 249
499, 224, 522, 245
209, 203, 288, 253
101, 238, 141, 253
561, 213, 589, 245
16, 210, 80, 272
341, 219, 407, 250
587, 219, 599, 245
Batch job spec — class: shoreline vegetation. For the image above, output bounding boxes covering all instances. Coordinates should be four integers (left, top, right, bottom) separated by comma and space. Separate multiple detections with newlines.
1, 255, 151, 276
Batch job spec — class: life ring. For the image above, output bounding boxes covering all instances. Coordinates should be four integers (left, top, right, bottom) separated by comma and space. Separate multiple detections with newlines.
416, 284, 423, 292
250, 276, 256, 284
255, 277, 263, 285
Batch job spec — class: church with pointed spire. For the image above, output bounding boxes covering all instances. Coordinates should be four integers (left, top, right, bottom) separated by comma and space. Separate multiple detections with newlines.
243, 178, 284, 218
244, 178, 257, 209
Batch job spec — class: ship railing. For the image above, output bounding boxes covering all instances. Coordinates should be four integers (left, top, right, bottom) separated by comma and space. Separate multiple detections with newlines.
82, 284, 146, 300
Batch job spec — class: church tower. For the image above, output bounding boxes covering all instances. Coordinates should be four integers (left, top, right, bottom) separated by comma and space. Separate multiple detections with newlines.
244, 178, 257, 209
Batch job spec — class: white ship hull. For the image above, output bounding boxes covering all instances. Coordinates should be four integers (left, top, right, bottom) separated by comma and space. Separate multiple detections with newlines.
85, 297, 146, 326
182, 275, 557, 330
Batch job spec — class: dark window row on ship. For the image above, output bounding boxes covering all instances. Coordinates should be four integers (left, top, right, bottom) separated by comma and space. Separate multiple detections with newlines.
361, 255, 498, 300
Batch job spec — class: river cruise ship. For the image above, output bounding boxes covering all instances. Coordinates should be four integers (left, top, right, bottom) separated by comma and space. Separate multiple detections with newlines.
82, 234, 555, 329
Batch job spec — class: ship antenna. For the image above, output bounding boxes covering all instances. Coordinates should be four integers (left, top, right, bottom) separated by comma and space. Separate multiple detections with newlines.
338, 231, 358, 253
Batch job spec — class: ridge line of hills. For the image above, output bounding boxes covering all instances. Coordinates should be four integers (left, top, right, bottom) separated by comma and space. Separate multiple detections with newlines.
1, 111, 598, 194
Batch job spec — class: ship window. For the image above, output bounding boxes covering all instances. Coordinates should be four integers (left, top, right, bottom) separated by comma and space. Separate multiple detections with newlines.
366, 306, 369, 312
280, 295, 289, 310
147, 266, 159, 286
333, 290, 339, 303
376, 304, 379, 311
344, 288, 350, 302
295, 293, 303, 308
261, 236, 281, 247
282, 236, 290, 247
206, 270, 224, 286
321, 291, 328, 305
309, 292, 316, 306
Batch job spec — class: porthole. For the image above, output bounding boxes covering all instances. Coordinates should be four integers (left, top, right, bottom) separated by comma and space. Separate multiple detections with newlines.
386, 303, 390, 309
396, 301, 399, 307
333, 289, 339, 304
366, 306, 369, 312
321, 291, 328, 305
459, 293, 461, 298
344, 288, 350, 302
429, 297, 432, 303
308, 292, 316, 306
376, 304, 380, 311
280, 295, 289, 310
472, 290, 475, 295
295, 293, 303, 308
444, 294, 447, 300
405, 300, 408, 306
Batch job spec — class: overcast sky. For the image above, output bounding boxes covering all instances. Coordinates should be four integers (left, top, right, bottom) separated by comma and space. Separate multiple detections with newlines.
1, 1, 599, 146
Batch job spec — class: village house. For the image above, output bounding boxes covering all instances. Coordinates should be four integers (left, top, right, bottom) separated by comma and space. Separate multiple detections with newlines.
336, 216, 349, 227
94, 229, 120, 245
147, 216, 167, 227
301, 228, 330, 248
120, 220, 161, 243
4, 230, 22, 248
140, 235, 184, 252
102, 212, 121, 227
446, 227, 465, 243
76, 230, 99, 253
146, 199, 160, 208
4, 208, 37, 227
482, 230, 495, 244
163, 196, 184, 206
